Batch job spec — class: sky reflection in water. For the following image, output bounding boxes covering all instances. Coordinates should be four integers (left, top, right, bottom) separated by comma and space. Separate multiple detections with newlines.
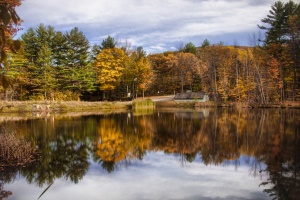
6, 152, 269, 200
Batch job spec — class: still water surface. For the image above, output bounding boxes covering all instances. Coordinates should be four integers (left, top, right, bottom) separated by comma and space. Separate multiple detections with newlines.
0, 108, 299, 200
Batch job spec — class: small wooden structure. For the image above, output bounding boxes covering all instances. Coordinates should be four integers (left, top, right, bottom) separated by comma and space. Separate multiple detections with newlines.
174, 91, 209, 102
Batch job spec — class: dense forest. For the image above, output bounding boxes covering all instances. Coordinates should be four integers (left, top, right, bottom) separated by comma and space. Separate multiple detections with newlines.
0, 0, 299, 103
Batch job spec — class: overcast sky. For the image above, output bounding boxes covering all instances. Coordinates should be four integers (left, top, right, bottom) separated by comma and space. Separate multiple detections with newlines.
15, 0, 293, 53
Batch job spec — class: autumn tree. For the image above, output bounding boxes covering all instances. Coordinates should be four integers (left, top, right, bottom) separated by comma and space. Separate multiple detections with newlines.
233, 48, 256, 102
0, 0, 22, 65
266, 57, 282, 102
258, 0, 300, 101
172, 52, 201, 93
252, 46, 268, 103
124, 46, 152, 98
198, 45, 258, 103
0, 0, 22, 99
135, 47, 152, 98
148, 52, 175, 95
197, 45, 222, 102
94, 48, 127, 99
215, 46, 236, 102
148, 51, 203, 95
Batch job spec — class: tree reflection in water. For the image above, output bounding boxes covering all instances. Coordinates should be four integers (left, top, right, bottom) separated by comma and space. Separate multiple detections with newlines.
258, 109, 300, 199
0, 108, 299, 199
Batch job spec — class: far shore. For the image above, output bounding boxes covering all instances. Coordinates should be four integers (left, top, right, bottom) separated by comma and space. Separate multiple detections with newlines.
0, 100, 132, 113
0, 96, 300, 114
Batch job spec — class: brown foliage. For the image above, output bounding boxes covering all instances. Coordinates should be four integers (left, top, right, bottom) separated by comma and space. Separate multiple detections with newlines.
0, 132, 36, 170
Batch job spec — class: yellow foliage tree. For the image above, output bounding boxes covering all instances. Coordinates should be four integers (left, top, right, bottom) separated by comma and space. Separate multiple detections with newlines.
232, 48, 256, 102
215, 46, 235, 103
94, 48, 127, 91
172, 52, 200, 93
125, 47, 153, 98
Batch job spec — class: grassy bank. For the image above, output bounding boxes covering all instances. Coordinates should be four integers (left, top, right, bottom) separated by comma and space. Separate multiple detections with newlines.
0, 101, 132, 113
155, 100, 215, 108
132, 99, 155, 109
155, 100, 300, 109
1, 99, 299, 114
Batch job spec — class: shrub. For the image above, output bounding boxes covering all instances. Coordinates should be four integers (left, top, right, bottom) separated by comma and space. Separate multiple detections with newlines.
0, 132, 37, 169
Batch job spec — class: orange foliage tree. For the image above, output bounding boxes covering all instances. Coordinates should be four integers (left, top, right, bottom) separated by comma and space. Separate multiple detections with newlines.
148, 52, 176, 95
0, 0, 22, 65
0, 0, 22, 99
172, 52, 201, 93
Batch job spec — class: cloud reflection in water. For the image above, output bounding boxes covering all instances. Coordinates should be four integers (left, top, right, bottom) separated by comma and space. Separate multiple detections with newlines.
6, 151, 270, 200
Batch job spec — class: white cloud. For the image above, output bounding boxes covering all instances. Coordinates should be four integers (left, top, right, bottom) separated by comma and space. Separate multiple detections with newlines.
15, 0, 289, 53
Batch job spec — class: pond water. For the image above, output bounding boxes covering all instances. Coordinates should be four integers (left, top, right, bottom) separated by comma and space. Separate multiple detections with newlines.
0, 108, 299, 200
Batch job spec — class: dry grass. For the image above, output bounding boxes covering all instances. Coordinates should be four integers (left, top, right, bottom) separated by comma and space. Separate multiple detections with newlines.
155, 100, 215, 108
0, 132, 37, 169
0, 100, 131, 113
132, 99, 155, 109
0, 99, 299, 114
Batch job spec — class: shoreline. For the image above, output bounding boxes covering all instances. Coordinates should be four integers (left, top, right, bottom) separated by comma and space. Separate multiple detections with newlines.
0, 99, 300, 114
0, 100, 132, 113
155, 100, 300, 109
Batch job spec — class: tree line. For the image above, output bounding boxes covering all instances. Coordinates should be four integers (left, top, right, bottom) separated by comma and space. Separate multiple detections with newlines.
0, 0, 299, 103
149, 0, 300, 103
2, 24, 152, 101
